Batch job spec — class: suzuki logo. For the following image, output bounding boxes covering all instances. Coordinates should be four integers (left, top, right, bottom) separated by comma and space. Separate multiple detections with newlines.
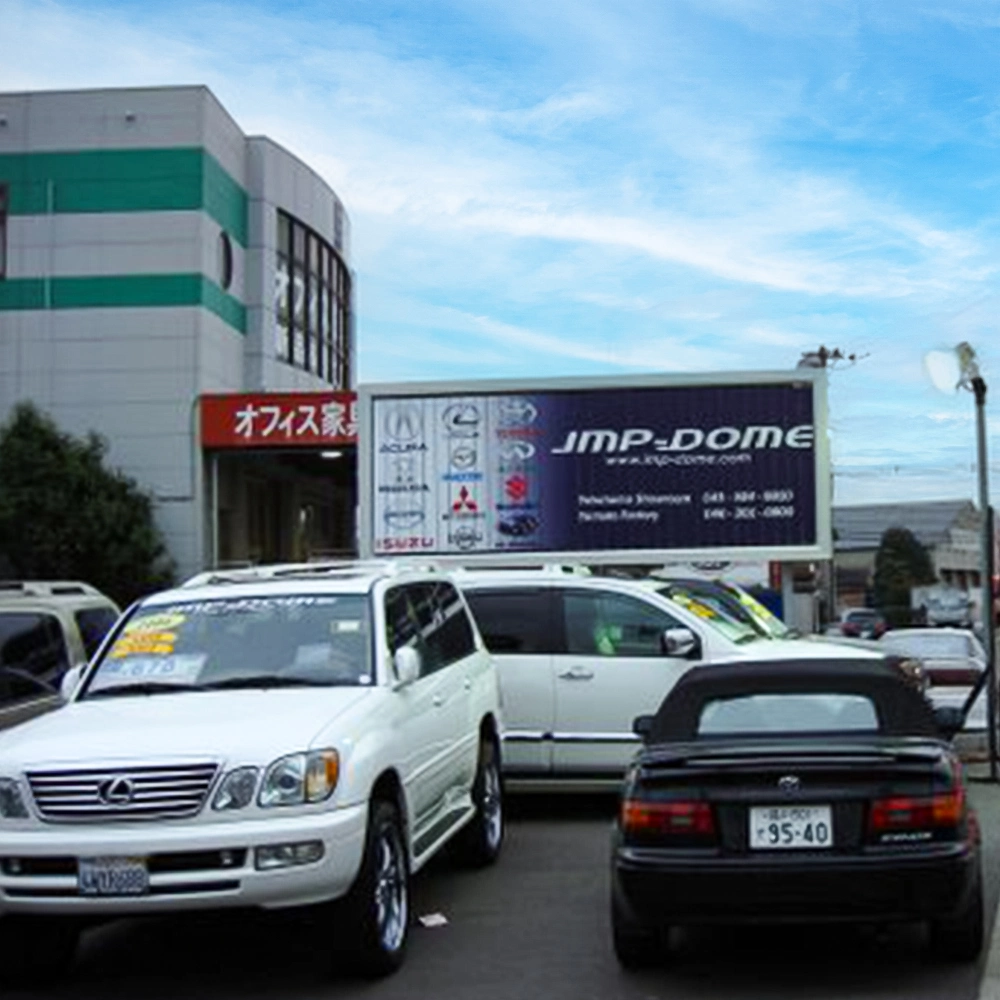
98, 777, 136, 807
505, 475, 529, 502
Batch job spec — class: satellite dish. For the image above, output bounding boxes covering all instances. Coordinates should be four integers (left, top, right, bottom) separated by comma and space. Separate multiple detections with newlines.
924, 350, 961, 394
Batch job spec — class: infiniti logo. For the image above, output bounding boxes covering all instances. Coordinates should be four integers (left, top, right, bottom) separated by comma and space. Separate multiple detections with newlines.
777, 775, 801, 794
98, 777, 136, 807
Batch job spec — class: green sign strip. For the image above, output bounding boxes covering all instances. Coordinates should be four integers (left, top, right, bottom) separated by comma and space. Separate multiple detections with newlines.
0, 148, 248, 246
0, 274, 246, 333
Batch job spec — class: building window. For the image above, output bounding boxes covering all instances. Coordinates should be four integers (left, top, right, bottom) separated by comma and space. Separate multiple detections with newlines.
274, 209, 352, 387
0, 185, 7, 279
275, 213, 291, 361
218, 231, 233, 291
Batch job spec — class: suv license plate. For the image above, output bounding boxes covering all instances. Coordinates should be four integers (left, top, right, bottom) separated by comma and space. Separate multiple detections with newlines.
78, 857, 149, 896
749, 805, 833, 850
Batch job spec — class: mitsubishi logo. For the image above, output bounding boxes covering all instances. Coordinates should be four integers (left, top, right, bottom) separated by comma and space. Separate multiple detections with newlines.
451, 486, 479, 513
98, 777, 136, 807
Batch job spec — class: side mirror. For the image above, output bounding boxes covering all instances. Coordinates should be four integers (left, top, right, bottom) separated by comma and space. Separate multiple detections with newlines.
662, 627, 698, 659
933, 705, 965, 740
393, 647, 421, 687
60, 664, 85, 702
632, 714, 654, 741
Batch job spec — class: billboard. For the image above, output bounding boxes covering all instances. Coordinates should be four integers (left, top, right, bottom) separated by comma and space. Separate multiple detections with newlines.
358, 371, 830, 563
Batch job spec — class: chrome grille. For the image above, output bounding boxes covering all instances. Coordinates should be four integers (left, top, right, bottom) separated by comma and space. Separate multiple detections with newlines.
26, 763, 219, 822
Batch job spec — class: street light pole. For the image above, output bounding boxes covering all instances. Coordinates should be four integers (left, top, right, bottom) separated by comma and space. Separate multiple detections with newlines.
971, 373, 998, 780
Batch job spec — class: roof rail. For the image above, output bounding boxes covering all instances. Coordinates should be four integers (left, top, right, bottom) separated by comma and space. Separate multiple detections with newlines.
0, 580, 107, 598
180, 559, 444, 589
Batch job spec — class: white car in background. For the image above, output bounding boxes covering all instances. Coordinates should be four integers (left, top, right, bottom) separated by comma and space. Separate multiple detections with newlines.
458, 569, 899, 790
0, 562, 503, 983
879, 627, 987, 748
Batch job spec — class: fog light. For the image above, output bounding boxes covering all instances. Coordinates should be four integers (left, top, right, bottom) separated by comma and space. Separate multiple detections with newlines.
254, 841, 325, 870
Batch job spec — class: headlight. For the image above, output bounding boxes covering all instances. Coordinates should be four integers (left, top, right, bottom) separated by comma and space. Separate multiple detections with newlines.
212, 767, 260, 811
0, 779, 29, 819
259, 750, 339, 808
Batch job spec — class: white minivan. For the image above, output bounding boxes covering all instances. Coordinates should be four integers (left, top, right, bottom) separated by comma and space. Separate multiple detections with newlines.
459, 569, 904, 790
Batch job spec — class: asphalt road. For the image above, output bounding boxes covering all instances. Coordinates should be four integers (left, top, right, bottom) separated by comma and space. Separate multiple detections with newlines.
11, 783, 1000, 1000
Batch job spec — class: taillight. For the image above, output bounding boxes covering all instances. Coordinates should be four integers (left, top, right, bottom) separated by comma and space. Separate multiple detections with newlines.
927, 668, 981, 686
620, 799, 716, 844
868, 788, 965, 838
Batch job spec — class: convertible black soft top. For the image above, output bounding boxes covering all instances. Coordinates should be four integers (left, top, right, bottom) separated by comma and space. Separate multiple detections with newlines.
648, 658, 939, 744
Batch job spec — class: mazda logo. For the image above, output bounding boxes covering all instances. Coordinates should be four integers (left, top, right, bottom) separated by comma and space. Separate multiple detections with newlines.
98, 777, 136, 806
777, 775, 800, 794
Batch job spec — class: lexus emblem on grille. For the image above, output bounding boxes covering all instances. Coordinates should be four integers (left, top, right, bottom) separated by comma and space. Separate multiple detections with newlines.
777, 775, 801, 794
98, 777, 136, 806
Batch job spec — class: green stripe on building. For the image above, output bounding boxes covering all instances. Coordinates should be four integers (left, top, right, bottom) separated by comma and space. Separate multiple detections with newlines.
0, 148, 248, 246
0, 274, 246, 333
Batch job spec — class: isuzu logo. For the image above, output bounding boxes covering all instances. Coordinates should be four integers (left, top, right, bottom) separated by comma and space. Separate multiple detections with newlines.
98, 777, 136, 806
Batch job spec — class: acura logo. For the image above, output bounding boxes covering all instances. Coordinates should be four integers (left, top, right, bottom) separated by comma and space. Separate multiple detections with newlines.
98, 777, 136, 806
383, 405, 422, 442
777, 775, 801, 794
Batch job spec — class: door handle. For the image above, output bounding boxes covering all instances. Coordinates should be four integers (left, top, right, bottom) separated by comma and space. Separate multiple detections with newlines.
464, 677, 472, 690
557, 667, 594, 681
433, 694, 445, 707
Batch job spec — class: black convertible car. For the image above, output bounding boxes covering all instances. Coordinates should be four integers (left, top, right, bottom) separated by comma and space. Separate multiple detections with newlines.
611, 658, 982, 967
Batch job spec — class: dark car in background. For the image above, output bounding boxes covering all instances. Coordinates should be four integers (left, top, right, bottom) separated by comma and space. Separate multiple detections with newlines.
612, 658, 982, 968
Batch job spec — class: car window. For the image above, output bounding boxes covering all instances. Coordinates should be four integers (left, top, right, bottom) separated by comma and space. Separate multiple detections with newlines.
464, 588, 554, 654
880, 632, 972, 659
698, 693, 879, 736
408, 582, 477, 675
0, 612, 69, 680
74, 606, 120, 659
562, 590, 682, 657
85, 595, 373, 695
385, 586, 422, 657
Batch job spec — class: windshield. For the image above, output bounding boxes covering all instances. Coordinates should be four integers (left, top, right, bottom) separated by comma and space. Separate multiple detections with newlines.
880, 632, 973, 660
84, 594, 373, 697
658, 589, 761, 645
729, 586, 792, 639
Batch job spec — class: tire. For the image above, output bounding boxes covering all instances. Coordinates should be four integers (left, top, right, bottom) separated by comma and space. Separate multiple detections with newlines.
0, 916, 79, 986
454, 737, 504, 867
929, 872, 984, 963
612, 893, 665, 969
341, 798, 410, 977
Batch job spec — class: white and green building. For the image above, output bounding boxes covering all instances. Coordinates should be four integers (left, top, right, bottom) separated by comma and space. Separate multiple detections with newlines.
0, 85, 357, 581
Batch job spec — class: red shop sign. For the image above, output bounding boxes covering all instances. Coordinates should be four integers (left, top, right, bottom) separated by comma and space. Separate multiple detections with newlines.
200, 392, 357, 449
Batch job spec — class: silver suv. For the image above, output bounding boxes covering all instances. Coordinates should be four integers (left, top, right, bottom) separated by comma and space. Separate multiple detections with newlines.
0, 581, 119, 728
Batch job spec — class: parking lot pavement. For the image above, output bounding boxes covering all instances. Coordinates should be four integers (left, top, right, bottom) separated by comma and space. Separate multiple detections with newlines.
11, 783, 1000, 1000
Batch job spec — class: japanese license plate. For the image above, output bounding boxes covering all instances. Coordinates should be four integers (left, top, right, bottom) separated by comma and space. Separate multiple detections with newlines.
78, 857, 149, 896
749, 805, 833, 850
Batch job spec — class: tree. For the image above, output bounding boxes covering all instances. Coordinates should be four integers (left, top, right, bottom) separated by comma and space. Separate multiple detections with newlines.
873, 527, 936, 626
0, 403, 174, 607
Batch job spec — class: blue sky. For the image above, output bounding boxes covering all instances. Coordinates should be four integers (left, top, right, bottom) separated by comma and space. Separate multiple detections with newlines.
3, 0, 1000, 506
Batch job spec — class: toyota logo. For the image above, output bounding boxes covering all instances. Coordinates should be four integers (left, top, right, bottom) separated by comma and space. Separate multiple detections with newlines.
98, 777, 136, 806
777, 775, 800, 794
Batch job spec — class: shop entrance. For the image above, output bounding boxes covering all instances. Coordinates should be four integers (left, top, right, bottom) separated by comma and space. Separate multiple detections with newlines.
200, 391, 358, 570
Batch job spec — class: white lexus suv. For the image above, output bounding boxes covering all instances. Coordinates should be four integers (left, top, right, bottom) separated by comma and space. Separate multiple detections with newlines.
0, 562, 503, 982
